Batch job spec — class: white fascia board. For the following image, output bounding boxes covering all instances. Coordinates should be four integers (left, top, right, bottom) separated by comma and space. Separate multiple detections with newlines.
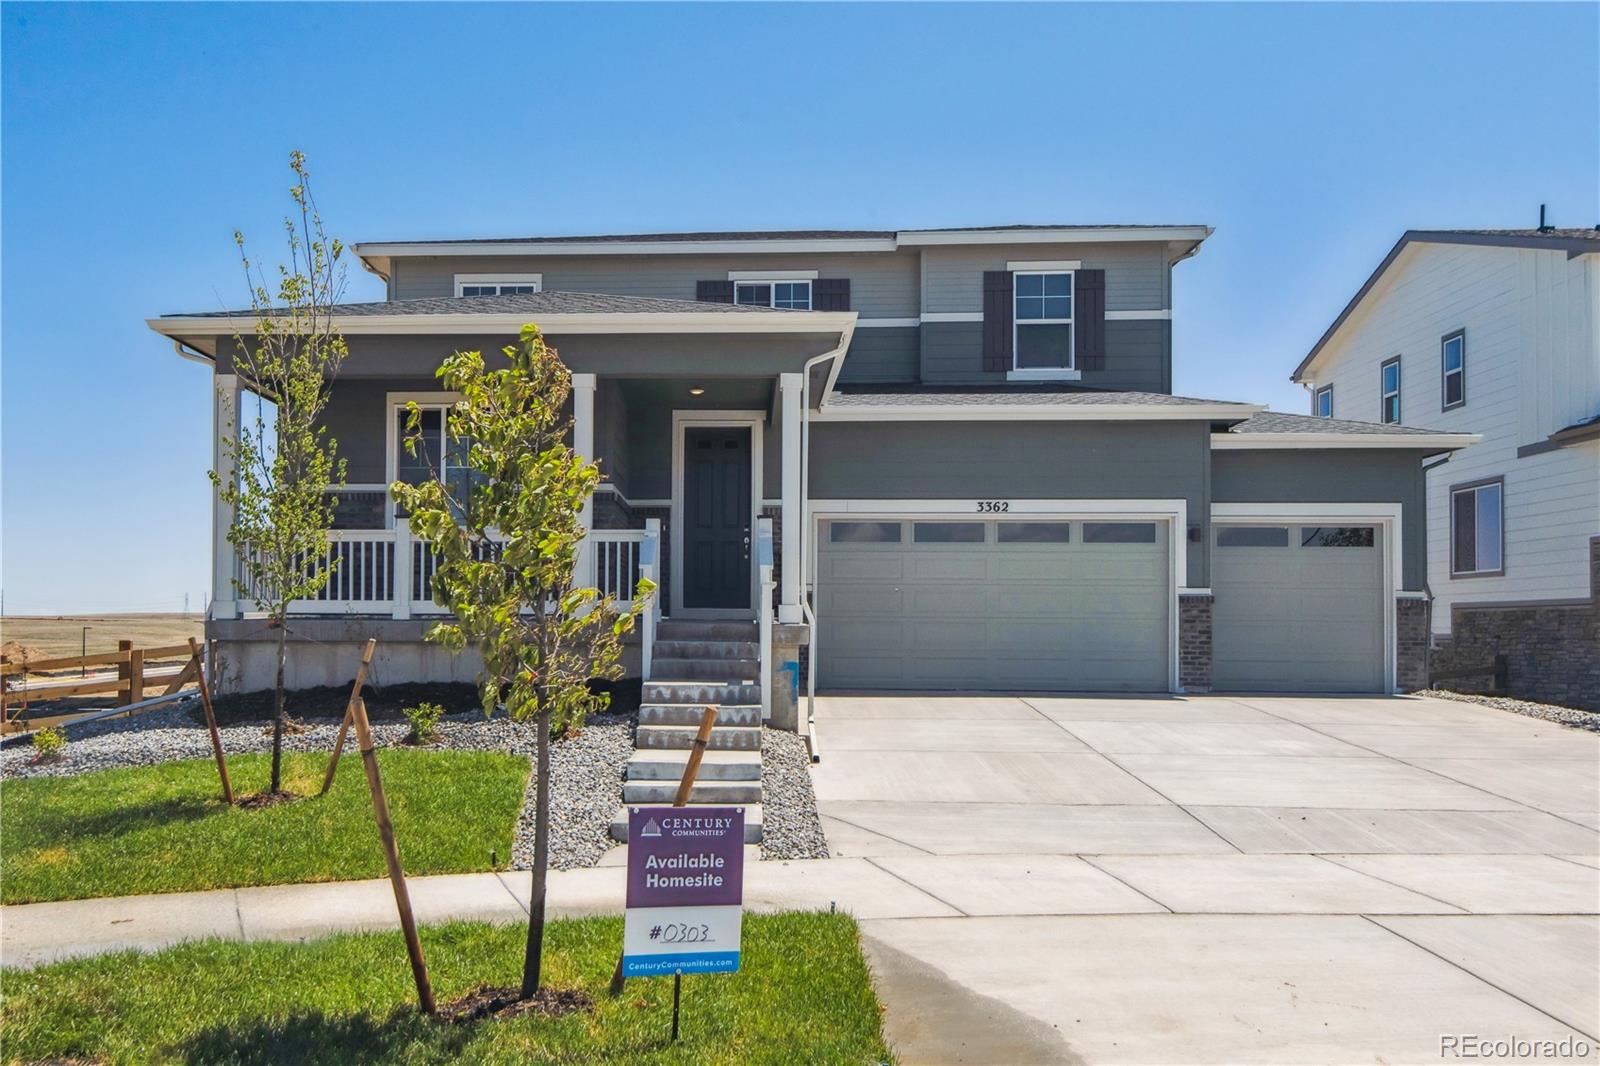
812, 402, 1262, 422
854, 318, 920, 328
353, 238, 898, 259
897, 227, 1213, 247
1211, 432, 1481, 450
728, 269, 818, 281
148, 311, 858, 338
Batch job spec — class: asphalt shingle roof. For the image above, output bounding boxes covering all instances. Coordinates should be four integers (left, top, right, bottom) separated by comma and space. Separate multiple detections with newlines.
168, 290, 796, 320
1225, 411, 1453, 436
826, 387, 1244, 408
358, 224, 1207, 247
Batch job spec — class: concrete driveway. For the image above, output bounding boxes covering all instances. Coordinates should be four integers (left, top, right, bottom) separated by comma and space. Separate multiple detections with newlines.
810, 694, 1600, 1065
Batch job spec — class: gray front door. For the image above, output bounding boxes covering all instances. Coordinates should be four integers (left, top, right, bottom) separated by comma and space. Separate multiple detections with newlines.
816, 518, 1170, 691
682, 426, 751, 610
1211, 523, 1386, 692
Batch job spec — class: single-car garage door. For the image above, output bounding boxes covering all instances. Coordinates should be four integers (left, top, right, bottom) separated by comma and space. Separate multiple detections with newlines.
1212, 523, 1386, 693
816, 518, 1170, 691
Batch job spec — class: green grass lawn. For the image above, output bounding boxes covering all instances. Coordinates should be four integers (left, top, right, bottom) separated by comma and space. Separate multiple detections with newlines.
1, 750, 529, 904
0, 913, 894, 1065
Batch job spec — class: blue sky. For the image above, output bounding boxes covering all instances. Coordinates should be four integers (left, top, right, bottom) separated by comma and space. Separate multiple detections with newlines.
3, 2, 1596, 614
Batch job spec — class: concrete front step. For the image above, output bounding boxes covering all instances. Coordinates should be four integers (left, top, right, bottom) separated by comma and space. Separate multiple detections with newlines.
622, 779, 763, 804
635, 723, 762, 750
639, 703, 762, 728
650, 657, 761, 682
626, 748, 763, 782
610, 803, 763, 843
653, 640, 760, 661
642, 681, 761, 706
656, 619, 759, 642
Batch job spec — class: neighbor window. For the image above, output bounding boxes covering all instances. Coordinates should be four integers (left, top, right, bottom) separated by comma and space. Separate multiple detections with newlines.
1441, 330, 1466, 410
1380, 357, 1402, 424
454, 274, 542, 297
735, 280, 811, 310
1014, 271, 1074, 370
1451, 480, 1504, 576
1315, 385, 1334, 418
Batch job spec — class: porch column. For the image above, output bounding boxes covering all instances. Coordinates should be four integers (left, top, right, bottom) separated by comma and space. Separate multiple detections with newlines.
778, 372, 803, 623
572, 373, 597, 588
211, 373, 241, 619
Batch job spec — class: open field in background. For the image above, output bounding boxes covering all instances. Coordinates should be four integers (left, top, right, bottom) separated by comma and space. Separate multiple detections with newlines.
1, 615, 204, 661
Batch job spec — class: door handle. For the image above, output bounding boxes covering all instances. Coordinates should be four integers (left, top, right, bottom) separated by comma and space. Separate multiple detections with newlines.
742, 528, 751, 560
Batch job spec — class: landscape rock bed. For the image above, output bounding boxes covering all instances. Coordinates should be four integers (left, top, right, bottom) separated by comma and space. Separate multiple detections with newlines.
1419, 688, 1600, 734
0, 698, 634, 870
759, 727, 830, 861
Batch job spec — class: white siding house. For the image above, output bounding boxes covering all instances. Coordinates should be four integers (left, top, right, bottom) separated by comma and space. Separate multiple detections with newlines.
1292, 229, 1599, 706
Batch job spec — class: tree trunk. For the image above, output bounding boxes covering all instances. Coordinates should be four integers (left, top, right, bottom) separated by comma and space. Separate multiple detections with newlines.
270, 613, 287, 793
520, 702, 552, 998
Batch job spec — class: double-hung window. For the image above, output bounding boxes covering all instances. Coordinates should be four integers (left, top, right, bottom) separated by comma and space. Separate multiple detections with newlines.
1013, 271, 1074, 370
454, 274, 542, 297
1441, 330, 1466, 410
1451, 478, 1504, 577
1315, 385, 1334, 418
392, 400, 479, 520
735, 280, 811, 309
1380, 357, 1402, 424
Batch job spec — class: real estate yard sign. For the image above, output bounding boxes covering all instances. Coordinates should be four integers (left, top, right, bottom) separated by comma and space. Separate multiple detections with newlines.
622, 806, 745, 977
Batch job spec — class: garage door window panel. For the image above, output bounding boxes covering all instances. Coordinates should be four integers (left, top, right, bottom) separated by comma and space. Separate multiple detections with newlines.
830, 521, 902, 543
1216, 526, 1290, 548
1083, 522, 1159, 544
998, 522, 1072, 543
913, 522, 986, 543
1301, 526, 1376, 548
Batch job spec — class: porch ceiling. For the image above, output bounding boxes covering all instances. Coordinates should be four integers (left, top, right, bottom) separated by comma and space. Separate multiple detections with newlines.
614, 377, 775, 411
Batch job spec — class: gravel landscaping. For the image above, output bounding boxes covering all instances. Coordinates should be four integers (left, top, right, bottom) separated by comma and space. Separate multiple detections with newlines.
1419, 688, 1600, 734
0, 698, 633, 870
760, 727, 830, 861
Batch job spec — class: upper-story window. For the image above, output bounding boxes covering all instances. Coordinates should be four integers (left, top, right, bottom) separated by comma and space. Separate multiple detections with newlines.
454, 274, 542, 297
1380, 357, 1402, 424
735, 280, 811, 310
1441, 330, 1466, 410
1014, 271, 1074, 370
1315, 385, 1334, 418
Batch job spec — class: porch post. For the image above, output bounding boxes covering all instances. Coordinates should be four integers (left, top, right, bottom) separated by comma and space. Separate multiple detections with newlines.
778, 372, 803, 623
572, 373, 597, 589
211, 373, 241, 620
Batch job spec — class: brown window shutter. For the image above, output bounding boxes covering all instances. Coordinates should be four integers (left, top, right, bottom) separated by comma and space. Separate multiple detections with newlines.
1075, 269, 1107, 371
696, 280, 735, 304
813, 278, 851, 311
982, 271, 1013, 372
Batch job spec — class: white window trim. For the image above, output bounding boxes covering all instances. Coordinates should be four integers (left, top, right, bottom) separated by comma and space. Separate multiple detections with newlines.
384, 390, 464, 529
732, 278, 813, 310
1006, 259, 1082, 271
1012, 269, 1075, 374
1211, 502, 1402, 694
1380, 356, 1402, 424
453, 273, 542, 297
728, 269, 818, 281
1316, 384, 1334, 418
670, 410, 766, 618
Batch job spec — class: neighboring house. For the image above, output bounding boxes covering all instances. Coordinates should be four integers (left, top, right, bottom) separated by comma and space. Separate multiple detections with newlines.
150, 224, 1475, 730
1293, 228, 1600, 710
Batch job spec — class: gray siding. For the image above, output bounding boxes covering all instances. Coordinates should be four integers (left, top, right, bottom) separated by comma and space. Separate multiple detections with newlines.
921, 243, 1171, 313
390, 251, 920, 319
837, 327, 919, 384
318, 377, 436, 484
1211, 449, 1429, 589
919, 319, 1170, 390
809, 420, 1211, 582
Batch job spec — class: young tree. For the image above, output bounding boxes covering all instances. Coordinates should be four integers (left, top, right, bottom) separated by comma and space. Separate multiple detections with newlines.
393, 324, 651, 999
213, 151, 349, 796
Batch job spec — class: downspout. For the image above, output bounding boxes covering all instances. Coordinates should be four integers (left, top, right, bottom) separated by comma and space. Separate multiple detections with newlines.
797, 316, 857, 762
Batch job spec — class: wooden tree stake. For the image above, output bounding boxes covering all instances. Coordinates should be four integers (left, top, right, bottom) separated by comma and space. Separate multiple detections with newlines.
188, 637, 233, 804
320, 638, 377, 795
351, 694, 436, 1016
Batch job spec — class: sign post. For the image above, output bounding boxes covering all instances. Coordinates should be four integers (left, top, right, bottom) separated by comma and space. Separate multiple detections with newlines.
622, 805, 745, 1038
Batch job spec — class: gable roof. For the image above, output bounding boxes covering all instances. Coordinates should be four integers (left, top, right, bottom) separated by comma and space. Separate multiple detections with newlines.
1292, 227, 1600, 382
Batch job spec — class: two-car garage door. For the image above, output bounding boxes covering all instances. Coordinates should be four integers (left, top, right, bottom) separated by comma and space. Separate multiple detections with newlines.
816, 518, 1170, 691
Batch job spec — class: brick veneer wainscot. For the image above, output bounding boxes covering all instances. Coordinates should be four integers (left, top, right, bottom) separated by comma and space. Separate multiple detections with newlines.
1178, 593, 1214, 693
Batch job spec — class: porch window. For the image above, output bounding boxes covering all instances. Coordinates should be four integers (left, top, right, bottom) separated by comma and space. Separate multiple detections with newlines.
735, 280, 811, 310
1014, 271, 1074, 370
393, 405, 478, 516
454, 274, 542, 297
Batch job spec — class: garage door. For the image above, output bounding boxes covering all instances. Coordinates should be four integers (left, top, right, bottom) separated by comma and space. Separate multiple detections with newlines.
1212, 523, 1385, 693
816, 518, 1170, 691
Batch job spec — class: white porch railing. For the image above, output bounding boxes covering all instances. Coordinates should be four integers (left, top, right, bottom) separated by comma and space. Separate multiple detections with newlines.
589, 528, 648, 608
757, 515, 774, 722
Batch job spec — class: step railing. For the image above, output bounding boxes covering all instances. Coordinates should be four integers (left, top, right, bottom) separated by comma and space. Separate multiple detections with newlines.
757, 516, 774, 721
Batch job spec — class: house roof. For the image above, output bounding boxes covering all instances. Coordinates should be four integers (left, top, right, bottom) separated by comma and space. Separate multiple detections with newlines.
1292, 227, 1600, 382
814, 386, 1261, 422
1213, 410, 1480, 450
826, 386, 1242, 408
167, 290, 788, 320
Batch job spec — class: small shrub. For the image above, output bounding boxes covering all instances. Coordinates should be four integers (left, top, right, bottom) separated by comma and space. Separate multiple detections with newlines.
403, 702, 444, 744
31, 727, 66, 762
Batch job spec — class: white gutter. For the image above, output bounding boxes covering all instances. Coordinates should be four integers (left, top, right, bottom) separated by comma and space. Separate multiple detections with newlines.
169, 339, 214, 366
147, 310, 859, 338
812, 402, 1262, 422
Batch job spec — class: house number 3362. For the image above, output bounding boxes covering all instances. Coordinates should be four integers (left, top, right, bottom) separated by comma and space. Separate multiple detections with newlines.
976, 501, 1010, 513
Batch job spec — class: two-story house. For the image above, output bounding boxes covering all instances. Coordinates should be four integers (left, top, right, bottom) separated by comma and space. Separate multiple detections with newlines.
150, 224, 1475, 740
1292, 227, 1599, 710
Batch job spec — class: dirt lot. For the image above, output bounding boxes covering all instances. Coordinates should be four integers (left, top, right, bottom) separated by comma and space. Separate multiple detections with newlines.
1, 614, 203, 660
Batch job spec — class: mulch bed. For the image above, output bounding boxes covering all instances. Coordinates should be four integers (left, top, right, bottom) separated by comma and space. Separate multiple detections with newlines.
438, 984, 594, 1023
235, 789, 301, 810
203, 682, 484, 727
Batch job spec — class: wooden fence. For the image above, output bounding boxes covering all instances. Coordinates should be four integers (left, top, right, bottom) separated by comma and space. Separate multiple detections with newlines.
0, 640, 200, 732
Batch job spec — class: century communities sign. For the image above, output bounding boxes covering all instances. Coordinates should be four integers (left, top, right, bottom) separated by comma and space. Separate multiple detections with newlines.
622, 806, 746, 977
